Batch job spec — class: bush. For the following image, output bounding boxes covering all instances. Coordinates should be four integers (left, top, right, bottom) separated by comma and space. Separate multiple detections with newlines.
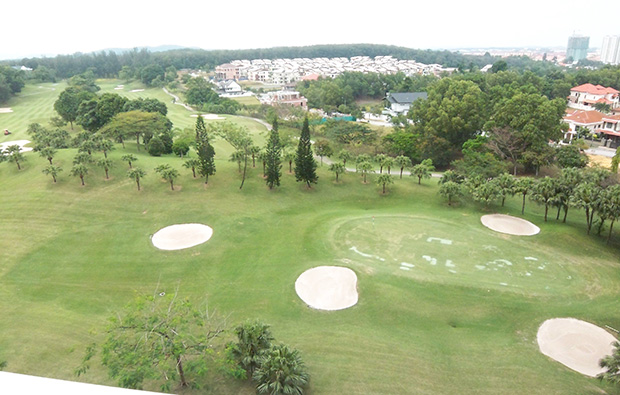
147, 136, 165, 156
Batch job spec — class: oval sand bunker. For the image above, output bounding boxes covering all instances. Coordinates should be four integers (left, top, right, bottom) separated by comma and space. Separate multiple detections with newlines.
152, 223, 213, 250
295, 266, 358, 311
537, 318, 616, 377
481, 214, 540, 236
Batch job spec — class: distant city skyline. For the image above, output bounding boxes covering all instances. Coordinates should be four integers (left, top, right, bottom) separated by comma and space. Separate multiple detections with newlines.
2, 0, 620, 61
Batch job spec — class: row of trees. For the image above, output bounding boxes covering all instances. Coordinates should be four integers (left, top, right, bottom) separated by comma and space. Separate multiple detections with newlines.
76, 291, 309, 394
437, 167, 620, 243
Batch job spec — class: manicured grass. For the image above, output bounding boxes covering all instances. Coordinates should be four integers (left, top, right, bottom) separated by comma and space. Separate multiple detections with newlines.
230, 95, 261, 106
1, 82, 620, 394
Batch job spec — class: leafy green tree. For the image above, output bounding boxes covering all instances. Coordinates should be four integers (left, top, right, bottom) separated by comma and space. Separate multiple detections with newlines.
98, 138, 115, 159
249, 145, 261, 168
439, 181, 463, 206
5, 145, 25, 170
571, 181, 605, 235
70, 163, 89, 186
375, 154, 387, 173
411, 159, 434, 184
265, 118, 282, 189
394, 155, 411, 179
215, 122, 254, 189
376, 173, 394, 194
183, 158, 200, 178
472, 181, 501, 207
329, 162, 346, 182
601, 185, 620, 243
514, 177, 535, 214
54, 87, 96, 129
42, 164, 62, 183
155, 164, 179, 191
438, 169, 464, 185
382, 157, 394, 175
121, 154, 137, 169
123, 98, 168, 116
357, 161, 374, 184
253, 344, 309, 395
612, 147, 620, 174
38, 146, 56, 165
73, 152, 93, 165
194, 117, 216, 184
127, 168, 146, 191
531, 177, 557, 222
337, 149, 353, 168
97, 158, 114, 179
76, 292, 226, 391
294, 117, 318, 188
230, 151, 244, 173
147, 136, 166, 157
495, 173, 515, 207
554, 167, 582, 222
228, 321, 274, 377
598, 341, 620, 385
100, 111, 172, 152
556, 145, 588, 168
314, 139, 333, 166
140, 64, 165, 86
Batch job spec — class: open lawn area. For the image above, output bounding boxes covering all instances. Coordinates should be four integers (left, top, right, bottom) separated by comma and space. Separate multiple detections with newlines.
1, 82, 620, 394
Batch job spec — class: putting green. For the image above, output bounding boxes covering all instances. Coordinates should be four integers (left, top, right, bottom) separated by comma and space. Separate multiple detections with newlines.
329, 215, 585, 295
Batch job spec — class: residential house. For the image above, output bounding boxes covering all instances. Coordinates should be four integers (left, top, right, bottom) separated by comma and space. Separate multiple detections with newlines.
385, 92, 428, 115
260, 89, 308, 108
216, 80, 242, 95
563, 109, 620, 147
215, 63, 240, 80
567, 83, 619, 110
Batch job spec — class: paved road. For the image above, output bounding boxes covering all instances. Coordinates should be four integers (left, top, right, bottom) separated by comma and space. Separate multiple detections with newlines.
586, 146, 617, 158
162, 87, 194, 111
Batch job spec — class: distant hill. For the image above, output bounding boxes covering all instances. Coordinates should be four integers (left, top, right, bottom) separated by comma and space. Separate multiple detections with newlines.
97, 45, 202, 54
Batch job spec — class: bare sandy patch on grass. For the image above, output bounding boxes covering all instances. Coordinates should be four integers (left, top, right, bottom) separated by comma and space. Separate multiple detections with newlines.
537, 318, 616, 377
0, 108, 13, 113
481, 214, 540, 236
151, 223, 213, 250
295, 266, 358, 311
129, 89, 145, 93
0, 140, 33, 153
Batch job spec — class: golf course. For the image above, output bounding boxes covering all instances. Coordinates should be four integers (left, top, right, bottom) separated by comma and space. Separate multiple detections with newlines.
1, 80, 620, 394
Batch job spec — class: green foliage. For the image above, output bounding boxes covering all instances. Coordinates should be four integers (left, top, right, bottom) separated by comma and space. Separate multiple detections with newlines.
127, 168, 146, 191
411, 159, 434, 184
471, 180, 501, 207
265, 118, 282, 189
97, 158, 115, 179
121, 154, 137, 169
70, 163, 89, 186
140, 64, 165, 86
147, 136, 165, 157
42, 164, 62, 183
77, 292, 226, 391
253, 344, 309, 395
54, 87, 97, 128
183, 158, 200, 178
356, 161, 374, 184
556, 145, 588, 168
228, 321, 274, 377
328, 162, 346, 182
598, 341, 620, 385
154, 164, 180, 190
100, 111, 172, 152
123, 98, 168, 116
172, 139, 190, 157
4, 145, 26, 170
322, 120, 376, 144
376, 173, 394, 194
294, 117, 318, 188
531, 177, 557, 221
438, 181, 463, 206
314, 139, 333, 165
0, 65, 25, 103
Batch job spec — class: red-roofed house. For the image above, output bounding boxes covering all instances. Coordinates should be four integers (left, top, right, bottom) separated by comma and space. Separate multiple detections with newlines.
563, 109, 620, 147
568, 83, 619, 110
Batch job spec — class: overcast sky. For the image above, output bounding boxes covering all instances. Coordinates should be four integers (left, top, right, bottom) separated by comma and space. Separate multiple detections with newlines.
2, 0, 619, 60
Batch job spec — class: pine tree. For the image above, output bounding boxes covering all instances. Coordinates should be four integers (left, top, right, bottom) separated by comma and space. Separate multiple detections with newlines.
294, 117, 318, 188
195, 116, 216, 184
265, 117, 282, 189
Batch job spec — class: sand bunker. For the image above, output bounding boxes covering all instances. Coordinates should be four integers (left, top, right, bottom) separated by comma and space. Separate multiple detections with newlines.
151, 223, 213, 250
537, 318, 616, 377
190, 114, 226, 120
0, 108, 13, 113
295, 266, 358, 311
0, 140, 33, 153
481, 214, 540, 236
129, 89, 145, 93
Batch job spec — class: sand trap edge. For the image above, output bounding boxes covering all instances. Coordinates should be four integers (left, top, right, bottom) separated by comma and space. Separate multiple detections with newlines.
295, 266, 358, 311
151, 223, 213, 251
537, 318, 617, 377
481, 214, 540, 236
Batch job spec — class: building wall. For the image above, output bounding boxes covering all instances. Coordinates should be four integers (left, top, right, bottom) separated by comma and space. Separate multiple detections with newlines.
567, 36, 590, 62
601, 36, 620, 65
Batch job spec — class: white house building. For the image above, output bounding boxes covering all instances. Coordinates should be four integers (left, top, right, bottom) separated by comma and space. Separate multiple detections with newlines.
215, 80, 242, 95
563, 109, 620, 147
567, 83, 620, 110
385, 92, 428, 115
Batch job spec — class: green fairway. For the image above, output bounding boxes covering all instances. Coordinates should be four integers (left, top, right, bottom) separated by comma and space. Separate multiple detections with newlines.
1, 81, 620, 394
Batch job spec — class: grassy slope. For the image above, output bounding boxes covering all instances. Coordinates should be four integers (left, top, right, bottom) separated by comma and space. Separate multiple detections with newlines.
1, 81, 620, 394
